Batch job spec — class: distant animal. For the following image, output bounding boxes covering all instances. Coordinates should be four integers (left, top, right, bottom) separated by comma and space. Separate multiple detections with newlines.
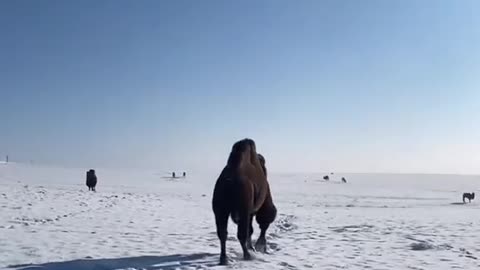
323, 175, 329, 181
86, 169, 97, 191
463, 192, 475, 203
212, 139, 277, 265
172, 172, 176, 178
183, 172, 186, 177
341, 177, 347, 183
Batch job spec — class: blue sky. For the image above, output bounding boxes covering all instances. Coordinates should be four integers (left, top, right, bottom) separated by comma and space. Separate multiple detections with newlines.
1, 0, 479, 174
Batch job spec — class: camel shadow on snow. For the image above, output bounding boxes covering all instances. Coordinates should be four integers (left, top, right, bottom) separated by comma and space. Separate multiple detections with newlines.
8, 253, 217, 270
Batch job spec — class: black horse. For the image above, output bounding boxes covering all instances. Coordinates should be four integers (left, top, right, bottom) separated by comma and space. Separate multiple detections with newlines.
86, 169, 97, 191
212, 139, 277, 265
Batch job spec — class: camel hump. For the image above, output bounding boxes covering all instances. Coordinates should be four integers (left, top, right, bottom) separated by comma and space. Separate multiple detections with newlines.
252, 184, 268, 212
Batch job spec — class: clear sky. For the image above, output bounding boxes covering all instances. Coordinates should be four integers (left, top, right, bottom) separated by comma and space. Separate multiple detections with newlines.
1, 0, 479, 174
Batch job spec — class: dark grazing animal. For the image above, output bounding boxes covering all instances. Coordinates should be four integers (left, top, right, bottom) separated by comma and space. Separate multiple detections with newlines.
212, 139, 277, 265
463, 192, 475, 203
323, 175, 329, 181
86, 169, 97, 191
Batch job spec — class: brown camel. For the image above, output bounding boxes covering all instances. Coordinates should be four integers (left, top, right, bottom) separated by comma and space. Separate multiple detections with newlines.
212, 139, 277, 265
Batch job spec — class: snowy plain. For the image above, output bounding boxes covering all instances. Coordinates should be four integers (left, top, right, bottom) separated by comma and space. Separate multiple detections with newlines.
1, 162, 479, 270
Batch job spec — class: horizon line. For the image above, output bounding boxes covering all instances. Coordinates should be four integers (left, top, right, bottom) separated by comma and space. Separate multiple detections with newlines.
2, 162, 479, 177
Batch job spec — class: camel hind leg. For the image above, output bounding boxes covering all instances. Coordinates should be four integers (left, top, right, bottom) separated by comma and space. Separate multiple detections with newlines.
235, 180, 254, 260
214, 208, 230, 265
246, 215, 254, 250
237, 212, 252, 260
255, 198, 277, 253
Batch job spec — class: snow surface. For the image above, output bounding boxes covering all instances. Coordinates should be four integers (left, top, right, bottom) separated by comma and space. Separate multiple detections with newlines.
1, 163, 480, 270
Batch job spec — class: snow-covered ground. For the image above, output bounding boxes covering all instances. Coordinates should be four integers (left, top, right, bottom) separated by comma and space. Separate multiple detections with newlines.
1, 163, 479, 270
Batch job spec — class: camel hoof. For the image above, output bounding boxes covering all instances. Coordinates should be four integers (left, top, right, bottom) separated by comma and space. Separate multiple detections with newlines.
219, 256, 228, 265
255, 239, 267, 253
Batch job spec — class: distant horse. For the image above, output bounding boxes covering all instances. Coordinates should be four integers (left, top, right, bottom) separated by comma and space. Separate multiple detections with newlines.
212, 139, 277, 265
323, 175, 329, 181
463, 192, 475, 203
86, 169, 97, 191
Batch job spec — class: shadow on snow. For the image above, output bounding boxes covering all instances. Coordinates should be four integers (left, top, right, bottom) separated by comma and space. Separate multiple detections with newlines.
8, 253, 218, 270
